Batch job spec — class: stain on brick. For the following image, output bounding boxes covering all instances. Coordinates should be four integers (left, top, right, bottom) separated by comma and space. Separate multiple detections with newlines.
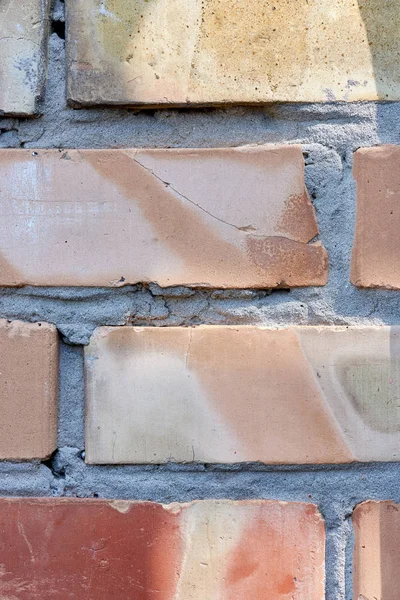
0, 146, 327, 288
86, 325, 400, 465
67, 0, 400, 106
0, 0, 52, 115
0, 319, 58, 460
0, 498, 324, 600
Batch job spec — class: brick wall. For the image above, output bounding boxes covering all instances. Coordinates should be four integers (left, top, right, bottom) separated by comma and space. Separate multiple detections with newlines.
0, 1, 400, 598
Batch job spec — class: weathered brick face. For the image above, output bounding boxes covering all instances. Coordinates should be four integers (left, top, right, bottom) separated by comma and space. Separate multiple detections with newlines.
0, 498, 325, 600
0, 147, 326, 288
0, 0, 52, 115
66, 0, 400, 106
85, 325, 400, 464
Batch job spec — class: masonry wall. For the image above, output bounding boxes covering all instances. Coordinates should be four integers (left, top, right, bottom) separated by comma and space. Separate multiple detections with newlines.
1, 1, 400, 598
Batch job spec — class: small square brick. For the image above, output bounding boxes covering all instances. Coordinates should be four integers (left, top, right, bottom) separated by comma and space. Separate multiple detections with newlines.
0, 0, 52, 115
351, 145, 400, 289
353, 501, 400, 600
0, 320, 58, 460
0, 498, 325, 599
85, 325, 400, 465
66, 0, 400, 105
0, 147, 327, 288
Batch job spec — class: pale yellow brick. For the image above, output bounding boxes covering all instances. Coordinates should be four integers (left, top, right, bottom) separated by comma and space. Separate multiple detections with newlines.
67, 0, 400, 106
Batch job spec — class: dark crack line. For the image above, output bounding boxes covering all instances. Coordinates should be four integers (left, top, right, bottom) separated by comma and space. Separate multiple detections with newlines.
131, 155, 265, 235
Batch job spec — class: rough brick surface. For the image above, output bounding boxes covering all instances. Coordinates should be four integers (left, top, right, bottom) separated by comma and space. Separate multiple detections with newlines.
351, 145, 400, 289
353, 501, 400, 600
0, 498, 325, 599
0, 0, 51, 115
85, 325, 400, 464
66, 0, 400, 106
0, 147, 326, 288
0, 320, 58, 460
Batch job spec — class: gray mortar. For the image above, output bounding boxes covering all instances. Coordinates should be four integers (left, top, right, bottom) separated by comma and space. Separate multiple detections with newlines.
0, 4, 400, 598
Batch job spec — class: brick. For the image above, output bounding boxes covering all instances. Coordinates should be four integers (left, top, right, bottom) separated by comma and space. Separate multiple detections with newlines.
353, 501, 400, 600
85, 325, 400, 464
351, 145, 400, 289
0, 147, 327, 288
66, 0, 400, 106
0, 497, 325, 599
0, 320, 58, 460
0, 0, 51, 115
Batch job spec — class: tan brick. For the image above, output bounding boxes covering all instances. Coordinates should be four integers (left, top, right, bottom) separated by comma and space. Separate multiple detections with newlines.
0, 0, 51, 115
85, 325, 400, 464
0, 497, 324, 599
351, 145, 400, 289
0, 320, 58, 460
353, 501, 400, 600
0, 147, 327, 288
66, 0, 400, 106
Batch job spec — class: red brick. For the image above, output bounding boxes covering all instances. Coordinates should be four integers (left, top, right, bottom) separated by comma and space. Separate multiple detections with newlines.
0, 1, 51, 115
66, 0, 400, 105
0, 320, 58, 460
0, 498, 325, 599
353, 501, 400, 600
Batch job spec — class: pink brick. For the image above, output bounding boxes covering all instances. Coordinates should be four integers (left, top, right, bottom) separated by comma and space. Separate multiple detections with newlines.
353, 501, 400, 600
0, 320, 58, 460
0, 498, 325, 599
0, 147, 327, 288
352, 145, 400, 288
85, 325, 400, 465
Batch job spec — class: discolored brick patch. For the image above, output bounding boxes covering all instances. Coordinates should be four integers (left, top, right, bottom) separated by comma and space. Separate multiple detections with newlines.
0, 498, 325, 599
0, 146, 327, 288
0, 0, 52, 115
85, 325, 400, 464
66, 0, 400, 106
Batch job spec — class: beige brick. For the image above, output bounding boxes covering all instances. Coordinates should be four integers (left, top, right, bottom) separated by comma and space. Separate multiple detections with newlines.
0, 0, 51, 115
351, 145, 400, 289
0, 147, 327, 288
66, 0, 400, 106
0, 497, 325, 599
0, 320, 58, 460
353, 501, 400, 600
85, 325, 400, 464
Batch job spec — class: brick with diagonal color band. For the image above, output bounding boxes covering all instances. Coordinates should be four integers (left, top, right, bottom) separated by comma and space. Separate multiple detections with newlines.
85, 325, 400, 465
0, 146, 327, 288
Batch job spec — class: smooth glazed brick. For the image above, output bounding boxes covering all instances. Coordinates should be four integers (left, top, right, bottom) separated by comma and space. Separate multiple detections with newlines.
353, 501, 400, 600
0, 320, 58, 460
0, 498, 325, 600
0, 147, 327, 288
351, 145, 400, 289
0, 0, 51, 115
66, 0, 400, 106
85, 325, 400, 464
